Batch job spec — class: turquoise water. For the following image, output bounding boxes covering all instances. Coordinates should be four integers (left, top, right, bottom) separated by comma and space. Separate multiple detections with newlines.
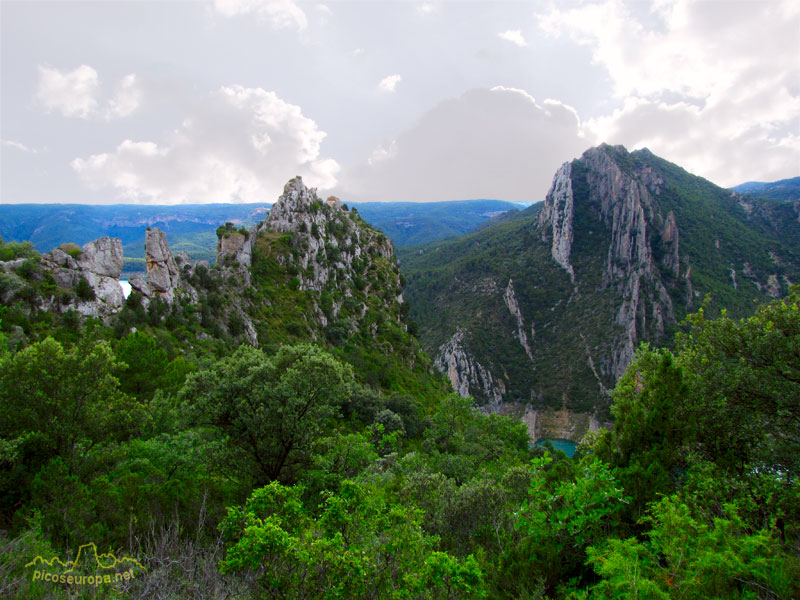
534, 438, 577, 457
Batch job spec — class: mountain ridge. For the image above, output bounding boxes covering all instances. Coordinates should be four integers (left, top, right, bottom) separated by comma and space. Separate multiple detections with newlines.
400, 144, 800, 440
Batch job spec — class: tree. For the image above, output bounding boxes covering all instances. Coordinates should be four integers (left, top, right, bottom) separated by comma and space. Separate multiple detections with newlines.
181, 343, 354, 485
582, 496, 799, 599
676, 291, 800, 475
0, 337, 138, 528
0, 337, 135, 471
115, 331, 169, 401
593, 346, 690, 519
220, 480, 486, 599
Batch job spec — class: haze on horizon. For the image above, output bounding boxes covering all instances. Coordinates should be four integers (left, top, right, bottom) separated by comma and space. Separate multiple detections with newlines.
1, 0, 798, 206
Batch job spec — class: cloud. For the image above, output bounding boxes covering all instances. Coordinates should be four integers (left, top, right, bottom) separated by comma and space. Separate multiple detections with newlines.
35, 65, 141, 120
106, 74, 142, 119
538, 0, 800, 186
36, 65, 99, 119
337, 87, 587, 203
379, 74, 402, 93
212, 0, 307, 31
2, 139, 39, 154
498, 29, 527, 47
71, 85, 338, 204
417, 3, 438, 16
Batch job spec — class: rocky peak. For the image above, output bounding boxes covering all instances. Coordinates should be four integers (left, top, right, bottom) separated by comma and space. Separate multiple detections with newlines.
266, 176, 320, 230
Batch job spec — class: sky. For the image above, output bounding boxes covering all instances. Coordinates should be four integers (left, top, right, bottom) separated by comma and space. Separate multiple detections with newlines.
1, 0, 798, 205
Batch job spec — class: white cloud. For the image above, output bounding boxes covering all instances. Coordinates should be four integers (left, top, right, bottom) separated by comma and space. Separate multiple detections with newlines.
367, 140, 397, 166
106, 74, 142, 120
35, 65, 141, 120
2, 139, 39, 154
538, 0, 800, 186
337, 87, 587, 203
212, 0, 307, 31
498, 29, 527, 47
379, 74, 402, 93
36, 65, 99, 119
417, 3, 438, 16
71, 85, 338, 204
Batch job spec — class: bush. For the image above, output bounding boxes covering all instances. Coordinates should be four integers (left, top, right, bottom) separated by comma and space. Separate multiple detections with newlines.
59, 243, 82, 259
75, 277, 95, 301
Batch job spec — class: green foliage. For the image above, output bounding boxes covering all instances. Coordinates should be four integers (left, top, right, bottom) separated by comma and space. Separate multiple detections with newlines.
58, 242, 82, 259
593, 346, 690, 518
583, 496, 799, 599
676, 292, 800, 474
220, 479, 486, 599
500, 453, 627, 595
75, 276, 94, 301
0, 239, 38, 262
181, 344, 355, 485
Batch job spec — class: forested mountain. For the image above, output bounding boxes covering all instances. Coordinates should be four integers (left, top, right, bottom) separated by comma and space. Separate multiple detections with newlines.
400, 144, 800, 440
731, 176, 800, 203
1, 171, 798, 599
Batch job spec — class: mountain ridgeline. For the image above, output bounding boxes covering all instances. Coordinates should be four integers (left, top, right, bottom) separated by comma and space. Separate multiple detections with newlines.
0, 177, 441, 396
401, 144, 800, 439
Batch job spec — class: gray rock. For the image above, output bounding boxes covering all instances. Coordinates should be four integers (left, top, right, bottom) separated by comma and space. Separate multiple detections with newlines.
538, 162, 575, 283
145, 228, 179, 296
129, 275, 151, 297
78, 238, 123, 278
435, 329, 505, 404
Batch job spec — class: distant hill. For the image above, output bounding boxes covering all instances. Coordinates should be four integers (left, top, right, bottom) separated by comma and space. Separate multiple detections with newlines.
730, 177, 800, 202
351, 199, 518, 246
0, 199, 519, 271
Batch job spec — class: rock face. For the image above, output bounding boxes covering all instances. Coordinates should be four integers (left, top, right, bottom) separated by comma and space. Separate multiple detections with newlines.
538, 162, 575, 283
503, 279, 534, 363
77, 238, 124, 278
39, 237, 125, 317
218, 232, 253, 269
145, 228, 180, 300
435, 329, 505, 404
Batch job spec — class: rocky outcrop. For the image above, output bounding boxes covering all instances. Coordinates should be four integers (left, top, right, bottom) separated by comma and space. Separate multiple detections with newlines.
77, 238, 124, 278
538, 162, 575, 283
218, 232, 253, 269
145, 228, 180, 301
484, 401, 611, 443
40, 237, 125, 317
258, 176, 401, 333
662, 211, 680, 278
503, 279, 534, 363
435, 329, 505, 404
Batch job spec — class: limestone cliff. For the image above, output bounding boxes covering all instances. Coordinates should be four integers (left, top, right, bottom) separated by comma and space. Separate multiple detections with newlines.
538, 162, 575, 284
435, 329, 505, 404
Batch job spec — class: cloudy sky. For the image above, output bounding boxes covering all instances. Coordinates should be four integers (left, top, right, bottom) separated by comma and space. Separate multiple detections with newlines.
1, 0, 798, 205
